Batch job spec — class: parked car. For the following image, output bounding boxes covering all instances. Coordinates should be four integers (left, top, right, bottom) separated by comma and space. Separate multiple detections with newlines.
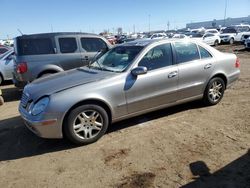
234, 24, 250, 43
0, 89, 4, 105
0, 45, 10, 55
205, 29, 220, 35
191, 33, 221, 46
150, 33, 167, 39
190, 27, 205, 34
13, 32, 112, 88
0, 49, 14, 85
116, 35, 127, 44
240, 32, 250, 44
245, 37, 250, 49
19, 39, 240, 145
172, 34, 189, 39
105, 36, 117, 45
219, 27, 238, 44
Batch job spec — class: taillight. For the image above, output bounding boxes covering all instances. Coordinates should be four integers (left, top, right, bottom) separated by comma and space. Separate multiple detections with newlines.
17, 62, 28, 74
235, 58, 240, 68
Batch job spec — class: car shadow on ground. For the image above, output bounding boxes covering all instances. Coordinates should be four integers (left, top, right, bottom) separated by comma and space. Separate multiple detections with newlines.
0, 116, 74, 161
108, 100, 205, 133
1, 87, 22, 102
181, 149, 250, 188
0, 101, 205, 161
234, 48, 250, 53
0, 81, 22, 102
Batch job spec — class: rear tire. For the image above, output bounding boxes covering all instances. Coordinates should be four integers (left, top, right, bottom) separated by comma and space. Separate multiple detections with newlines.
64, 104, 109, 145
229, 38, 234, 45
203, 77, 225, 106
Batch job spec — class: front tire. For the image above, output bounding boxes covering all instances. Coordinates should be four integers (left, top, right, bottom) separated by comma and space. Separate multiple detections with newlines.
64, 104, 109, 145
0, 96, 4, 105
214, 40, 219, 46
203, 77, 225, 106
0, 75, 3, 85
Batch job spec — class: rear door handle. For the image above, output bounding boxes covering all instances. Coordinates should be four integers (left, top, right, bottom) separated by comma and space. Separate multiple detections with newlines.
204, 63, 212, 69
82, 56, 89, 61
168, 71, 178, 78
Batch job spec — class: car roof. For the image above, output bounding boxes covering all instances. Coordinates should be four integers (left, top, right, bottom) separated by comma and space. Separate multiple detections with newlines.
118, 38, 190, 47
15, 32, 101, 39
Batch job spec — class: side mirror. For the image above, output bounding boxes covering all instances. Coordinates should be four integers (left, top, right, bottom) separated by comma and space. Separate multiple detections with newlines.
131, 66, 147, 76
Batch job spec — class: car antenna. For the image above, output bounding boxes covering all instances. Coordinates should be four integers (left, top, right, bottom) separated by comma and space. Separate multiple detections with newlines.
17, 29, 24, 35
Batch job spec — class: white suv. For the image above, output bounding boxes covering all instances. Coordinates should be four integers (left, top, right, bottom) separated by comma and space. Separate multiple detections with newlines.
205, 29, 220, 35
245, 37, 250, 49
192, 33, 221, 46
220, 27, 237, 44
234, 24, 250, 43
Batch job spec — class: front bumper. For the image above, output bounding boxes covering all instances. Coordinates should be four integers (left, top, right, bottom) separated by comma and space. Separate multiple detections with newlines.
19, 105, 63, 139
220, 38, 230, 43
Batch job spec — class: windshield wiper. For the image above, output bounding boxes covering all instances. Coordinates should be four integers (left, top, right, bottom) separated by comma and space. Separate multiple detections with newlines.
88, 51, 100, 69
88, 48, 108, 70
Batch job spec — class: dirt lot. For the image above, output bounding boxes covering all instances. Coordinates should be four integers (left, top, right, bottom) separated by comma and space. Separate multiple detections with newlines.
0, 45, 249, 188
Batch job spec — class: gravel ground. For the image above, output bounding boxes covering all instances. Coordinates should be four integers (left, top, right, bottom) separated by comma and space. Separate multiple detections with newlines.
0, 44, 249, 188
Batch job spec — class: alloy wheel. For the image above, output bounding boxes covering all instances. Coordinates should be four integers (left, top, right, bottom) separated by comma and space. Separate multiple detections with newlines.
73, 110, 103, 140
208, 81, 223, 103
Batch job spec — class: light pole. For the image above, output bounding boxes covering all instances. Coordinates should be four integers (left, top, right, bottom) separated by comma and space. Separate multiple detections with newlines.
148, 14, 151, 32
223, 0, 228, 26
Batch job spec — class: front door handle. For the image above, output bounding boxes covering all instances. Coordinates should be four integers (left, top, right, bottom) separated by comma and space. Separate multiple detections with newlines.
168, 71, 178, 78
204, 63, 212, 69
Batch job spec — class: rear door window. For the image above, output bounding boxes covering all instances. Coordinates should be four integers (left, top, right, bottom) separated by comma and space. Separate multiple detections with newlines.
17, 38, 54, 55
174, 42, 200, 64
59, 37, 77, 53
81, 38, 107, 52
199, 46, 212, 59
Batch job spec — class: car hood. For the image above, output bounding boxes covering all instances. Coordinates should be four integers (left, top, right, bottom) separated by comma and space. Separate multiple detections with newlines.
24, 67, 117, 100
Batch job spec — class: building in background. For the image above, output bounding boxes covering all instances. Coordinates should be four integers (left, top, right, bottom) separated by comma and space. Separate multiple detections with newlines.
186, 16, 250, 29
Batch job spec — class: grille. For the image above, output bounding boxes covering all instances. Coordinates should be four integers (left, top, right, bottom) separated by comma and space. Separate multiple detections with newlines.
21, 92, 29, 107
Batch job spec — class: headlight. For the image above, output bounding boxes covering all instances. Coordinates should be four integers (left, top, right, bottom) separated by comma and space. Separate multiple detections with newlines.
31, 97, 49, 116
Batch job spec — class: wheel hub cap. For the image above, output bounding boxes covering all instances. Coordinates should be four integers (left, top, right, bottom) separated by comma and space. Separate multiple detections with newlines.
208, 81, 223, 102
73, 110, 103, 140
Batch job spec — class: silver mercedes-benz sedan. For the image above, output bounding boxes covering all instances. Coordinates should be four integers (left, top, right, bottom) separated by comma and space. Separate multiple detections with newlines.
19, 39, 240, 144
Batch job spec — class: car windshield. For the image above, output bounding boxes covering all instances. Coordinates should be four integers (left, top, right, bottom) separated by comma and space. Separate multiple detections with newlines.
236, 26, 250, 32
90, 46, 143, 72
222, 28, 237, 33
0, 49, 11, 59
188, 33, 203, 37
